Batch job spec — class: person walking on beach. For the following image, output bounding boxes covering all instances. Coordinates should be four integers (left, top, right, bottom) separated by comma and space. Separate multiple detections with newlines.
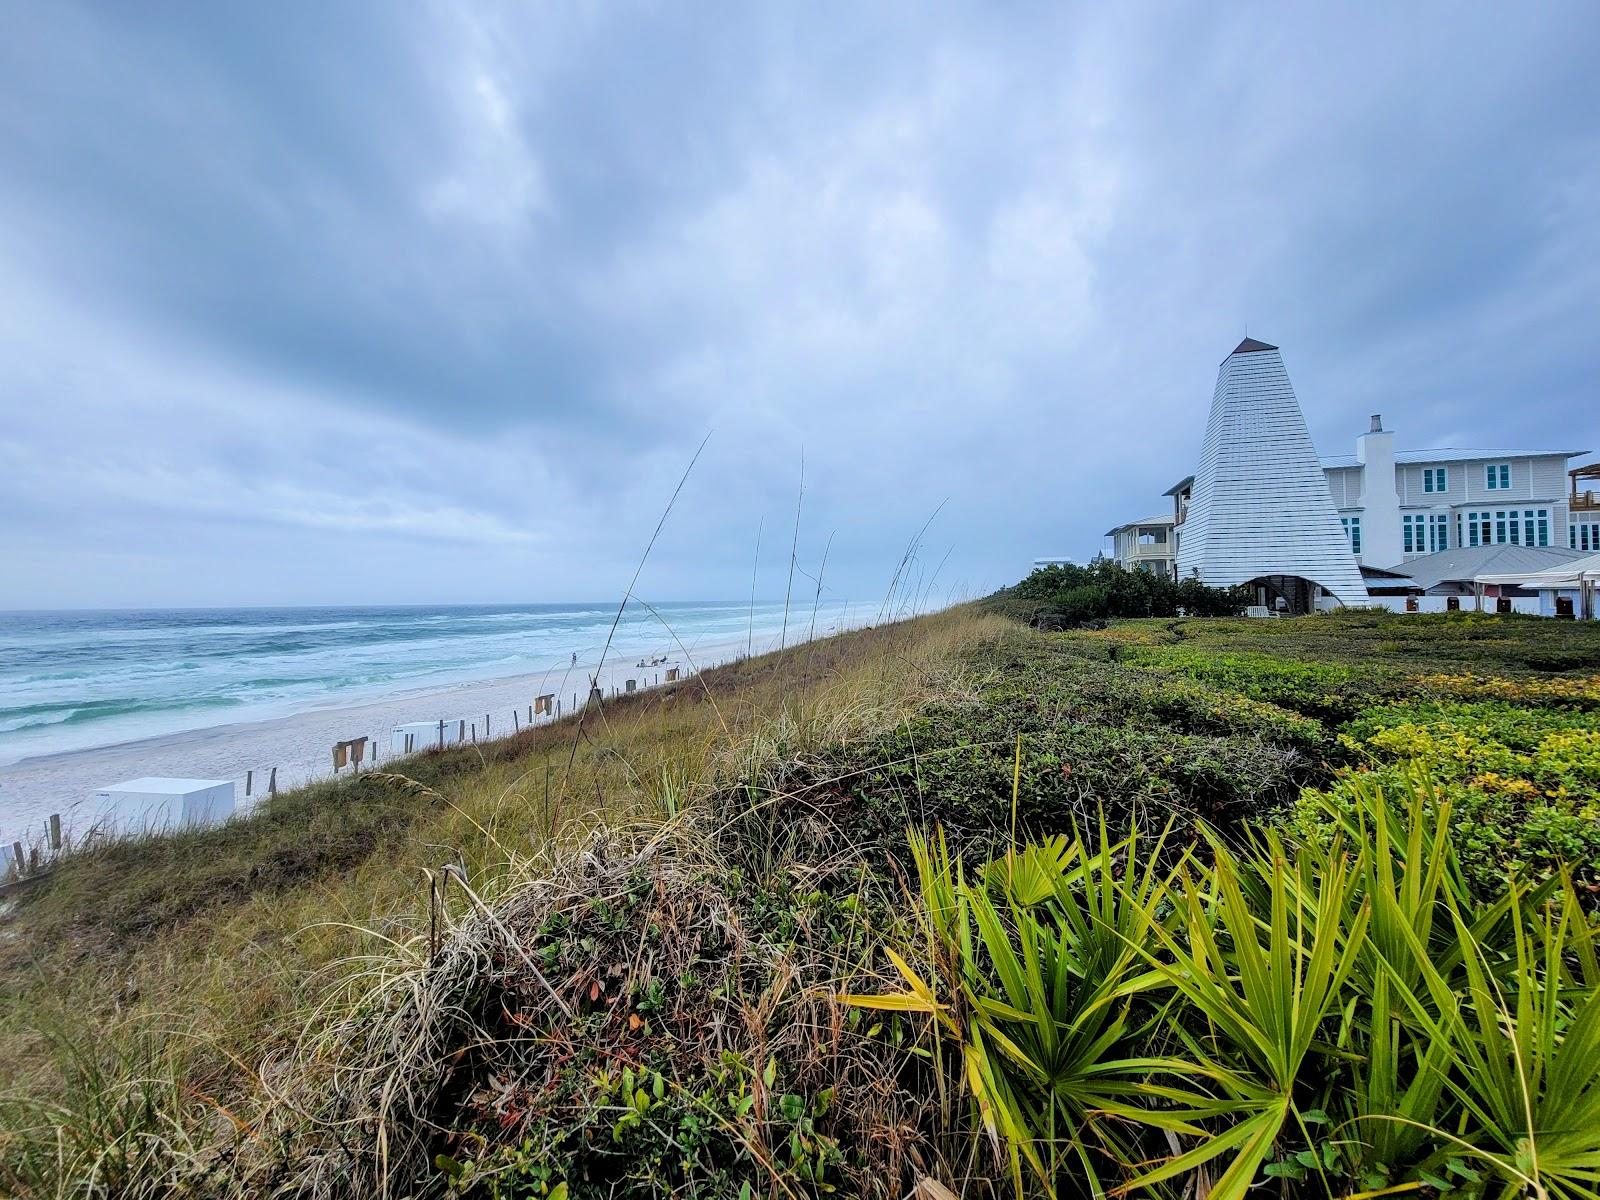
571, 651, 577, 666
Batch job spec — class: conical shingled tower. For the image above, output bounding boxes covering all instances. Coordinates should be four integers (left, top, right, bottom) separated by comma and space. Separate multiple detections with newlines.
1175, 338, 1368, 607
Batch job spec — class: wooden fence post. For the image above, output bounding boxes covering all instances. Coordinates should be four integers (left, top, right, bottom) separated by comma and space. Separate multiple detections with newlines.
246, 769, 253, 797
269, 767, 277, 795
49, 814, 61, 851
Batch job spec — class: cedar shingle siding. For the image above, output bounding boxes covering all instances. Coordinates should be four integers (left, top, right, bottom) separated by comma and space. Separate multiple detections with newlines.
1176, 342, 1368, 606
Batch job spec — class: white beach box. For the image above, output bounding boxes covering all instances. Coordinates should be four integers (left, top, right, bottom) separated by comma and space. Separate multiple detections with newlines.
392, 721, 459, 755
92, 777, 236, 836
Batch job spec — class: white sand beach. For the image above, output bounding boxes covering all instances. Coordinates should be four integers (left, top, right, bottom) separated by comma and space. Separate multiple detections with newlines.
0, 635, 758, 844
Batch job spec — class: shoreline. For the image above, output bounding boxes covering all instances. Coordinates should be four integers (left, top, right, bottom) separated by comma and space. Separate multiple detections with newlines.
0, 628, 789, 843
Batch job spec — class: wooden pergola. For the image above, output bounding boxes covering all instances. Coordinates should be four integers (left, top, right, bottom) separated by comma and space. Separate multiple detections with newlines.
1570, 463, 1600, 514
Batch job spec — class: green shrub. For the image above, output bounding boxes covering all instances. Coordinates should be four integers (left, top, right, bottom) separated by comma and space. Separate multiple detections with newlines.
813, 636, 1325, 858
1122, 645, 1384, 721
988, 560, 1246, 626
1298, 699, 1600, 892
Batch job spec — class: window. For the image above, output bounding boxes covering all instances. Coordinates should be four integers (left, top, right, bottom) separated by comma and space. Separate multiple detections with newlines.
1423, 467, 1448, 493
1574, 522, 1600, 553
1430, 513, 1449, 552
1341, 516, 1361, 554
1463, 508, 1549, 547
1485, 463, 1511, 490
1403, 514, 1427, 554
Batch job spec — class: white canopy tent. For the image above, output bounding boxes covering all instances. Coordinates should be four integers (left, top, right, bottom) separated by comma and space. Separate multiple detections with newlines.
1476, 551, 1600, 619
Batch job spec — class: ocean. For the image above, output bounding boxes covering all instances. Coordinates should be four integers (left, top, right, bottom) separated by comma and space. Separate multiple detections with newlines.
0, 599, 867, 770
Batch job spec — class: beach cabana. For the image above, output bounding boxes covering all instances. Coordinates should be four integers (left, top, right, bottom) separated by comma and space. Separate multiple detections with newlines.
393, 721, 462, 754
93, 777, 236, 836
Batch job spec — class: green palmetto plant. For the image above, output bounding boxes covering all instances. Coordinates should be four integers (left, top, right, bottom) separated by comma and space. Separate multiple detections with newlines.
1284, 776, 1460, 1182
843, 823, 1228, 1200
1394, 881, 1600, 1200
1299, 775, 1593, 1193
849, 768, 1600, 1200
1119, 828, 1371, 1200
1302, 769, 1554, 993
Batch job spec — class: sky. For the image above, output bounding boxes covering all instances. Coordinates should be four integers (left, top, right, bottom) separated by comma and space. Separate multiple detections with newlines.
1, 4, 1597, 610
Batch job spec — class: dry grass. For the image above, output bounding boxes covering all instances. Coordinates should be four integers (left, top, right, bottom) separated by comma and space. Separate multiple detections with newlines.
0, 606, 1007, 1198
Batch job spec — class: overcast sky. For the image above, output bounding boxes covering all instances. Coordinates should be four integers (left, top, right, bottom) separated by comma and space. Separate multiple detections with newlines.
2, 4, 1597, 610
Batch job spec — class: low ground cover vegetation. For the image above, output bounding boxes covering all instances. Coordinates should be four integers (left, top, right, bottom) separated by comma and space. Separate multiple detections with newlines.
3, 606, 1599, 1198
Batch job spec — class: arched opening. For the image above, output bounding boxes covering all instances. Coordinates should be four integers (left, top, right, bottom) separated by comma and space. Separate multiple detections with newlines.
1244, 575, 1332, 616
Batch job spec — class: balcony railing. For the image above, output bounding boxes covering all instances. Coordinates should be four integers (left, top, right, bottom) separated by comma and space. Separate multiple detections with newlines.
1572, 489, 1600, 512
1123, 542, 1171, 559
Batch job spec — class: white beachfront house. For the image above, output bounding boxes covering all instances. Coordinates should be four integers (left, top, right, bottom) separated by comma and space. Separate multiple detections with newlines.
1103, 515, 1176, 579
1321, 429, 1583, 567
1570, 462, 1600, 554
1098, 336, 1593, 613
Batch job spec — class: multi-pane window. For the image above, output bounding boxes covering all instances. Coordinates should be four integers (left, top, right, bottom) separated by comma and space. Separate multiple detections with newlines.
1405, 513, 1448, 554
1485, 463, 1511, 490
1341, 516, 1362, 554
1461, 508, 1549, 547
1574, 522, 1600, 553
1402, 514, 1427, 554
1423, 467, 1448, 493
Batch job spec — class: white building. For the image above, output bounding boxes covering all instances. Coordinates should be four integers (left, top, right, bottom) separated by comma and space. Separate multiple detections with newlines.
1105, 337, 1593, 610
1566, 462, 1600, 553
1103, 515, 1175, 578
1171, 338, 1369, 611
1321, 429, 1583, 566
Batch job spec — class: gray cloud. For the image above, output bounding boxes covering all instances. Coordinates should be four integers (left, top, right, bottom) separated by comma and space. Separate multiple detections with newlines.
1, 2, 1597, 608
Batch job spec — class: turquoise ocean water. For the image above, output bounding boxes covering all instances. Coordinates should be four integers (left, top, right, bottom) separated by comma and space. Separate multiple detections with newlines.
0, 600, 865, 768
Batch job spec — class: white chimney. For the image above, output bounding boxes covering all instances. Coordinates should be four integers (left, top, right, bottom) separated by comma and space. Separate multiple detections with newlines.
1356, 414, 1401, 567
